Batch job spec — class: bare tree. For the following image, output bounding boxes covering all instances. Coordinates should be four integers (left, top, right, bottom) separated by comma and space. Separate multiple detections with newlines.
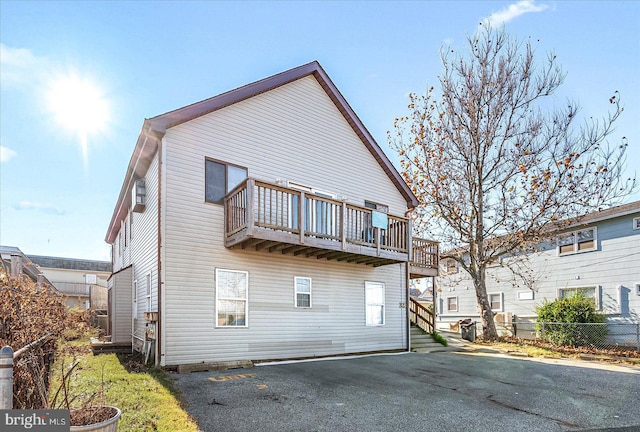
389, 26, 635, 339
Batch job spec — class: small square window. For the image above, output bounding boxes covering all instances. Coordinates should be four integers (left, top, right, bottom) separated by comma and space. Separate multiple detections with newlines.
295, 277, 312, 308
633, 217, 640, 230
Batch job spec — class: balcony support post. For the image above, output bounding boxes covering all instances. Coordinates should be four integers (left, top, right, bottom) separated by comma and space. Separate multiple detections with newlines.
407, 217, 413, 263
246, 179, 255, 237
298, 191, 305, 244
341, 201, 347, 251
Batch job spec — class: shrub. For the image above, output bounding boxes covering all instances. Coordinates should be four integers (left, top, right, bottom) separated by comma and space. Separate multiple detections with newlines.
0, 275, 69, 408
431, 331, 448, 347
535, 291, 607, 347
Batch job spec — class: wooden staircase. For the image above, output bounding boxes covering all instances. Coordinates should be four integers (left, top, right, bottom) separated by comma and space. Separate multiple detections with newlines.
409, 297, 449, 352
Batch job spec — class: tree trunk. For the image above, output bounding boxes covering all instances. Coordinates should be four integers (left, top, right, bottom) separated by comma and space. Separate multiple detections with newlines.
472, 272, 498, 340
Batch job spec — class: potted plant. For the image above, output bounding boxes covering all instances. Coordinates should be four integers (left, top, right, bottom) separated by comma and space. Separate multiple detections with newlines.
50, 360, 121, 431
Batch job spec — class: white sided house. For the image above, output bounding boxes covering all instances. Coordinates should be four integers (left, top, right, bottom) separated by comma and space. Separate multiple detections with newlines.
105, 62, 439, 368
436, 201, 640, 342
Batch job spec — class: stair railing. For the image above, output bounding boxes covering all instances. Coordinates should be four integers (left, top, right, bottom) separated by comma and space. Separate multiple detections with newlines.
409, 296, 434, 334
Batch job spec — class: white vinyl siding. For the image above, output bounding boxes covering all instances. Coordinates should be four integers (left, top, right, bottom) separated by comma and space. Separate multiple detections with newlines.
365, 282, 385, 326
160, 75, 410, 365
109, 266, 133, 344
294, 277, 312, 308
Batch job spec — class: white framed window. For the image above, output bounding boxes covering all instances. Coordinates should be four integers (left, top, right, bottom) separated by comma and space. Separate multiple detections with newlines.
517, 291, 534, 301
145, 272, 152, 312
557, 227, 597, 255
558, 285, 601, 309
294, 277, 312, 308
216, 269, 248, 327
365, 281, 385, 326
443, 259, 458, 275
489, 292, 504, 312
633, 217, 640, 230
446, 296, 458, 313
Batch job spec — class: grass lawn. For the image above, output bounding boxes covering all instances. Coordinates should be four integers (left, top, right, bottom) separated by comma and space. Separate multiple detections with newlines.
50, 334, 200, 432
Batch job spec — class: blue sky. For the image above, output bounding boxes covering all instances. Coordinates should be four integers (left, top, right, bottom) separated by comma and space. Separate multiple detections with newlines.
1, 1, 638, 261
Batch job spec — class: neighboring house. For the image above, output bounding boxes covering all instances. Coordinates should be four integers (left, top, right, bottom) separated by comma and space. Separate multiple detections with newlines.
104, 61, 439, 367
0, 246, 53, 287
436, 201, 640, 339
27, 255, 111, 311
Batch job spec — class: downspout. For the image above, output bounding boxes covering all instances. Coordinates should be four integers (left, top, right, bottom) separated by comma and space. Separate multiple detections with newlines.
405, 262, 411, 353
155, 133, 163, 367
405, 208, 413, 353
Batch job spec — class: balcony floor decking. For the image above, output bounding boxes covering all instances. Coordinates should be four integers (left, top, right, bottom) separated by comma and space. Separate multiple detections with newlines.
227, 225, 408, 267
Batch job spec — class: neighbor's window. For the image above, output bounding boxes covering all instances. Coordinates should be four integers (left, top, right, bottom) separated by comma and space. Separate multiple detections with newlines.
558, 286, 600, 309
443, 259, 458, 275
557, 227, 596, 255
365, 281, 385, 326
634, 217, 640, 230
216, 269, 248, 327
205, 159, 247, 204
489, 293, 503, 312
295, 277, 312, 308
446, 296, 458, 313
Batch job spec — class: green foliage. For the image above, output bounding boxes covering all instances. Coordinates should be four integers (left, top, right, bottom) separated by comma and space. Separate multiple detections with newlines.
431, 331, 448, 347
536, 292, 607, 347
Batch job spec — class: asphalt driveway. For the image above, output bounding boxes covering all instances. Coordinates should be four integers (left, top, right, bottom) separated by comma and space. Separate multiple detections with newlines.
173, 351, 640, 432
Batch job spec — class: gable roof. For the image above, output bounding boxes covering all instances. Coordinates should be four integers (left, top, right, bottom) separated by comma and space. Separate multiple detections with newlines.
106, 61, 418, 243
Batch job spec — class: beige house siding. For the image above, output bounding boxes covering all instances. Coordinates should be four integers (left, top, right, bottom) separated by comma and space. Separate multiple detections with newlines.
160, 75, 410, 366
108, 266, 133, 344
130, 153, 160, 350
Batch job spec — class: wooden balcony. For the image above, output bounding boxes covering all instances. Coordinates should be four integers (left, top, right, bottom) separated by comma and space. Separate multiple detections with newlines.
225, 178, 439, 272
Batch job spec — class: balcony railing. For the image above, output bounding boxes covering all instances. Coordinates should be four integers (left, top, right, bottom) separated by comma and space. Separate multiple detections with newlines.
225, 178, 438, 272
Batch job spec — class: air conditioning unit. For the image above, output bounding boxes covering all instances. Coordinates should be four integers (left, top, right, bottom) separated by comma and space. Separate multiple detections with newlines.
132, 179, 146, 212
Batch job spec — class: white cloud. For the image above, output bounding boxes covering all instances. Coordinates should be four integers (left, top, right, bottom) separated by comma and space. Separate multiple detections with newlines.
14, 201, 66, 216
0, 43, 46, 87
0, 145, 17, 163
483, 0, 549, 27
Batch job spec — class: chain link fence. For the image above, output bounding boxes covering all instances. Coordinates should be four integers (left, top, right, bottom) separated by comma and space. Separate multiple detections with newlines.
511, 321, 640, 352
